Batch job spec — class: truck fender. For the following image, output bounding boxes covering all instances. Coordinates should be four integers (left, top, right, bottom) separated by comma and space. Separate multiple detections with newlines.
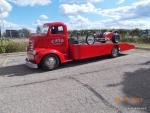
35, 49, 67, 64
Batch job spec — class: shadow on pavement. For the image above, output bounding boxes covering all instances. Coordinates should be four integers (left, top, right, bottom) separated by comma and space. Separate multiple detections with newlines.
0, 64, 42, 77
107, 61, 150, 112
140, 61, 150, 65
122, 65, 150, 112
0, 54, 127, 77
60, 54, 126, 68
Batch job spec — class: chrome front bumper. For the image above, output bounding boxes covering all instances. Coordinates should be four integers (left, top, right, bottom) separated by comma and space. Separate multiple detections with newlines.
25, 58, 38, 69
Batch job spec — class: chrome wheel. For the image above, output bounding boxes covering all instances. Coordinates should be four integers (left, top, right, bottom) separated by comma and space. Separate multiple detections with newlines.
45, 57, 56, 69
41, 55, 59, 70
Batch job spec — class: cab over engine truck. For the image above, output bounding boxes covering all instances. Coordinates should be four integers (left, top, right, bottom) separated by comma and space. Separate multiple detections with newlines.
26, 22, 135, 70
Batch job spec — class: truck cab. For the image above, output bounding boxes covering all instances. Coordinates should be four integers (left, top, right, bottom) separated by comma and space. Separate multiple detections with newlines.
26, 22, 135, 70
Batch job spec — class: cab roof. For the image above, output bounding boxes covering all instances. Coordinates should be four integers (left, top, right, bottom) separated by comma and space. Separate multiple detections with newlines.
44, 22, 66, 26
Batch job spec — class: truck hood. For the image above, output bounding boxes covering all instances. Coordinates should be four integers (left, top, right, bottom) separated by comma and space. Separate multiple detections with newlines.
29, 35, 46, 49
30, 35, 45, 39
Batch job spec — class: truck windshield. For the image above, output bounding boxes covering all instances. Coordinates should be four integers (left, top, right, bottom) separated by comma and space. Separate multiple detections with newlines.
37, 25, 49, 35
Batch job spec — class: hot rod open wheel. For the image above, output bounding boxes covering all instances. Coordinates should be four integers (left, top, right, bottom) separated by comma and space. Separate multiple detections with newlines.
26, 22, 135, 70
86, 31, 121, 45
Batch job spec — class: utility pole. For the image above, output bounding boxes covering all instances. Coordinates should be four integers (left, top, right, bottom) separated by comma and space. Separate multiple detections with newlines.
0, 9, 1, 38
0, 18, 2, 38
0, 18, 5, 38
0, 26, 1, 38
9, 25, 12, 38
0, 9, 3, 38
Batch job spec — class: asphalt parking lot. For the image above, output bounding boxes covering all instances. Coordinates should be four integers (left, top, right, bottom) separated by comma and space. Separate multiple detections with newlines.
0, 49, 150, 113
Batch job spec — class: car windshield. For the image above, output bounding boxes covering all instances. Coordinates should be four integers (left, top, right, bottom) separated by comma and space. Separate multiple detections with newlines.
36, 25, 49, 35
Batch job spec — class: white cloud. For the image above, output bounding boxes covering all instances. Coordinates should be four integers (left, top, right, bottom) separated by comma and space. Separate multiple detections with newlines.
117, 0, 125, 4
86, 0, 103, 3
9, 0, 51, 6
60, 2, 96, 14
67, 15, 106, 30
67, 15, 90, 30
34, 19, 48, 26
98, 19, 150, 29
97, 0, 150, 20
0, 20, 36, 33
67, 15, 150, 30
61, 0, 150, 30
60, 0, 150, 23
39, 14, 48, 20
68, 19, 150, 30
69, 15, 89, 24
34, 14, 49, 26
59, 0, 103, 3
0, 20, 22, 30
0, 0, 12, 18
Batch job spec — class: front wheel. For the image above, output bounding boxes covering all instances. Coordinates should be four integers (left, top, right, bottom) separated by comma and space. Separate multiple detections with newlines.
111, 47, 119, 58
41, 54, 60, 70
112, 34, 120, 43
86, 34, 95, 45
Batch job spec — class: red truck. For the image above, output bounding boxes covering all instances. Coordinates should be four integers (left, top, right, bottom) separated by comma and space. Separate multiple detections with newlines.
26, 22, 135, 70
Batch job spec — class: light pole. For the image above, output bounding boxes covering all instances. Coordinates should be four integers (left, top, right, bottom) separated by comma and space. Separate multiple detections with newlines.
0, 17, 2, 38
0, 10, 2, 38
0, 12, 5, 38
0, 19, 5, 38
0, 24, 1, 38
9, 24, 12, 38
0, 8, 1, 38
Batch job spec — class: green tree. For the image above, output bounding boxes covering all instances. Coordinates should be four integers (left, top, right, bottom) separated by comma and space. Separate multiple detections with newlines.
130, 28, 141, 37
20, 28, 31, 38
119, 29, 128, 38
36, 26, 41, 34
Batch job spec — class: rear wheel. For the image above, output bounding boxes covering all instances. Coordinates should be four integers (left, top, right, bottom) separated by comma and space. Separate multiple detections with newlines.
41, 54, 60, 70
111, 46, 119, 58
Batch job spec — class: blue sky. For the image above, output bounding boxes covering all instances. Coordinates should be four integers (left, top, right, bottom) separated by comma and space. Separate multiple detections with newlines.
0, 0, 150, 32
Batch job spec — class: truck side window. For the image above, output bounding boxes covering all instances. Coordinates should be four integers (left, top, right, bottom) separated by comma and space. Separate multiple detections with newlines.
51, 26, 64, 34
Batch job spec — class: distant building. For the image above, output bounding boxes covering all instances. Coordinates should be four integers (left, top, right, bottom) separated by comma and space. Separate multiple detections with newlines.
5, 30, 19, 38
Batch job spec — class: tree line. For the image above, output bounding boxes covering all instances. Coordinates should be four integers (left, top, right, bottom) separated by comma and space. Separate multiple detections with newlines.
0, 27, 149, 38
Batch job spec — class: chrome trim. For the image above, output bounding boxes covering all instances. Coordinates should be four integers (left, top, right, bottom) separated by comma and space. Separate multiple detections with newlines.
25, 58, 38, 69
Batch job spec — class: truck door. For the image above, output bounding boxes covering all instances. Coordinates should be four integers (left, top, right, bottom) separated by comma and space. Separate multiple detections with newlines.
48, 25, 67, 54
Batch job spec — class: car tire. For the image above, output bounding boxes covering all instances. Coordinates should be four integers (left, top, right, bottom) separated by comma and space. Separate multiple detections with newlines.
112, 34, 120, 43
111, 46, 119, 58
101, 41, 106, 43
86, 34, 95, 45
41, 54, 60, 70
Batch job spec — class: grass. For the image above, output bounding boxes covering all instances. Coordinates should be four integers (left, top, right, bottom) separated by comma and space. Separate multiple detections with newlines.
121, 37, 150, 49
0, 39, 27, 54
133, 43, 150, 49
121, 37, 150, 44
